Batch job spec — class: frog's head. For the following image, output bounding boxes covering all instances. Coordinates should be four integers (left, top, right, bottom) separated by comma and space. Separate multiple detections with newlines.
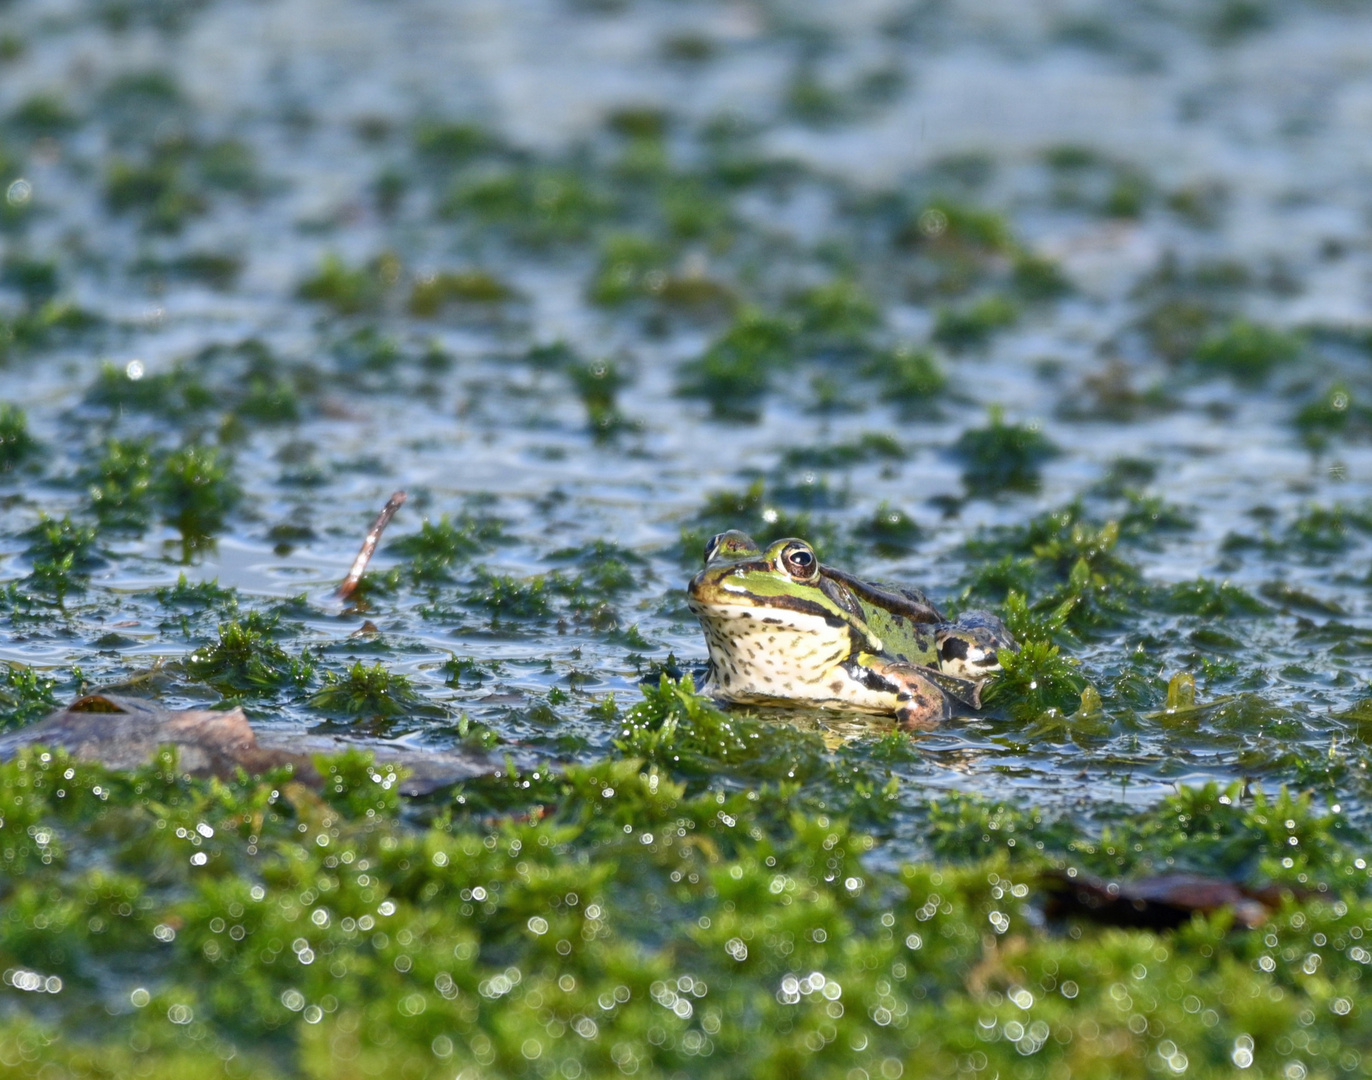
687, 535, 881, 666
689, 535, 820, 605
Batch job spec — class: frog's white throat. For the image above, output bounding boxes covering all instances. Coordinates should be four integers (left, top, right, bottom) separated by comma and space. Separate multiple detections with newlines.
688, 598, 861, 700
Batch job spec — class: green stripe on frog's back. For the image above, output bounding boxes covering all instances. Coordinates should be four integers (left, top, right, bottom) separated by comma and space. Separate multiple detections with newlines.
820, 564, 942, 666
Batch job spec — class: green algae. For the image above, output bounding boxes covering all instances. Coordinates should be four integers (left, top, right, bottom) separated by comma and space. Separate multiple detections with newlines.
0, 401, 35, 470
1, 686, 1372, 1079
676, 310, 796, 420
407, 271, 516, 316
297, 255, 394, 317
1193, 320, 1302, 382
390, 514, 500, 584
185, 614, 315, 697
0, 663, 58, 729
567, 359, 630, 439
952, 410, 1058, 495
308, 661, 433, 719
156, 444, 239, 539
932, 295, 1020, 351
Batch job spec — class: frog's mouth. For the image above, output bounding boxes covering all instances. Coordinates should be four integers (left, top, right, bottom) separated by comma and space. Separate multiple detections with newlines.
686, 578, 854, 629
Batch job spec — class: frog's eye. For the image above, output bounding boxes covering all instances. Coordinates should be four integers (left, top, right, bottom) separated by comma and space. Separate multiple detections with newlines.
703, 533, 726, 565
780, 543, 818, 581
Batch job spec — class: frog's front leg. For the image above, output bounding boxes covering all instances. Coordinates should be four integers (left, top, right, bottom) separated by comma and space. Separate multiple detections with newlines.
935, 610, 1019, 681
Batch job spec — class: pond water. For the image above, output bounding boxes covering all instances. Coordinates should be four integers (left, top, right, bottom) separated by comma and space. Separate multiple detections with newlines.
3, 0, 1372, 863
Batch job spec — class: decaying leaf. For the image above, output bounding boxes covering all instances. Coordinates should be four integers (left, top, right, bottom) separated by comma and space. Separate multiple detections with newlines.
1041, 868, 1312, 930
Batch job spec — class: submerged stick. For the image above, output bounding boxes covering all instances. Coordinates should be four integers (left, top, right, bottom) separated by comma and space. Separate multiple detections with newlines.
338, 491, 406, 601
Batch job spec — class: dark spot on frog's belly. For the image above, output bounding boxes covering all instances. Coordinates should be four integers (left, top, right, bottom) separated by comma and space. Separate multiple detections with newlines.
845, 662, 900, 696
829, 679, 844, 693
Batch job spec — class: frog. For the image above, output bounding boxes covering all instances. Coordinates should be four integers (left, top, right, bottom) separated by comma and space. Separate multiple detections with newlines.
686, 530, 1018, 728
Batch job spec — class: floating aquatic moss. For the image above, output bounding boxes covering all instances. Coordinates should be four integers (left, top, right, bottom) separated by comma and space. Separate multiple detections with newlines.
1192, 319, 1302, 382
1101, 164, 1152, 218
308, 660, 433, 718
0, 254, 57, 305
237, 374, 301, 424
390, 513, 501, 582
155, 573, 238, 613
1058, 358, 1176, 421
1, 735, 1368, 1080
197, 139, 260, 194
613, 674, 827, 787
982, 636, 1086, 721
155, 444, 240, 538
959, 507, 1146, 636
567, 359, 629, 439
0, 662, 58, 729
6, 93, 79, 136
897, 198, 1014, 255
82, 438, 155, 529
676, 310, 795, 420
87, 360, 213, 416
462, 569, 551, 621
185, 613, 314, 695
1286, 503, 1372, 553
104, 154, 206, 233
588, 233, 669, 306
408, 270, 516, 316
1167, 180, 1229, 229
862, 345, 946, 408
22, 516, 101, 600
779, 434, 905, 470
441, 167, 608, 244
1207, 0, 1274, 44
413, 120, 497, 163
297, 253, 397, 316
440, 655, 506, 688
853, 502, 922, 554
0, 401, 35, 470
1011, 252, 1071, 300
130, 251, 244, 290
0, 300, 100, 356
789, 280, 880, 342
546, 540, 644, 599
1151, 578, 1268, 618
1137, 297, 1218, 364
659, 177, 732, 241
952, 410, 1058, 495
1293, 382, 1372, 451
932, 294, 1019, 351
785, 66, 849, 127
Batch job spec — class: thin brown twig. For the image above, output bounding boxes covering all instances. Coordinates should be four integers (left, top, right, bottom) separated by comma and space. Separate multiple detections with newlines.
338, 491, 407, 601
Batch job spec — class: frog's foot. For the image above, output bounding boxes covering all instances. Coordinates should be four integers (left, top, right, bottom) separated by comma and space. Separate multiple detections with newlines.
856, 658, 959, 730
936, 610, 1019, 681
